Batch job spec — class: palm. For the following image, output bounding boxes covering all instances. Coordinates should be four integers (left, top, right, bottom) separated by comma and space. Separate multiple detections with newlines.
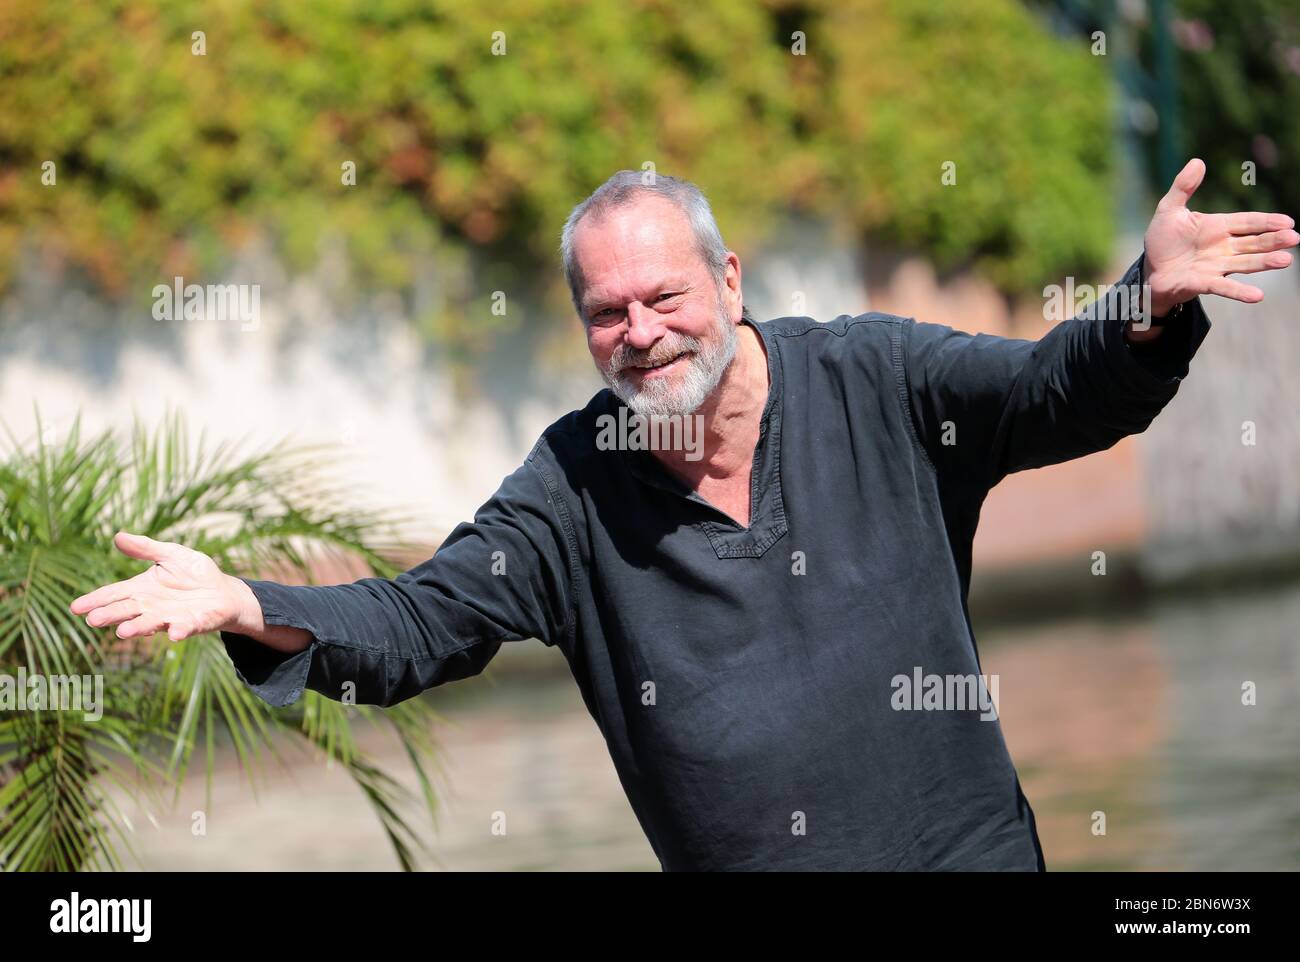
149, 554, 237, 637
70, 533, 232, 641
1142, 158, 1297, 314
1144, 207, 1202, 278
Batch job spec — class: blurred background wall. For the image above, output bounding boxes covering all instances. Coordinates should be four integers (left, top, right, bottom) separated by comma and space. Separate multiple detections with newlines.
1, 0, 1297, 870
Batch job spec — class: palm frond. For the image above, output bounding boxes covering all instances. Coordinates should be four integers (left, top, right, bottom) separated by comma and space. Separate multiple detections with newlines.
0, 409, 445, 871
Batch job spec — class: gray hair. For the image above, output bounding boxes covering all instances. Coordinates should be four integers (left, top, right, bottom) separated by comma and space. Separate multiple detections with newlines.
560, 170, 746, 322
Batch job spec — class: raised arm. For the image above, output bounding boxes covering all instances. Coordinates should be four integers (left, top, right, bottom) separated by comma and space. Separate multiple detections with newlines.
902, 248, 1211, 489
903, 158, 1296, 490
70, 456, 575, 708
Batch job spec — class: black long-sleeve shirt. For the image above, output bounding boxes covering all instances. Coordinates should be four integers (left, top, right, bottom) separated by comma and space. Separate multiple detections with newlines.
221, 251, 1210, 870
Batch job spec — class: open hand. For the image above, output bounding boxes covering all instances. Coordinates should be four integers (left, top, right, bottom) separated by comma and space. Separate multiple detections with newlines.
68, 532, 244, 641
1143, 158, 1298, 317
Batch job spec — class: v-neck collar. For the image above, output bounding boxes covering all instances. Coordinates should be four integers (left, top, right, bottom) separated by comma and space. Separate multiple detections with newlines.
623, 315, 789, 559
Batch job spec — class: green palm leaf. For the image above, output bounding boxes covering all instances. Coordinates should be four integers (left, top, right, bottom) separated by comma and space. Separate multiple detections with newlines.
0, 409, 443, 871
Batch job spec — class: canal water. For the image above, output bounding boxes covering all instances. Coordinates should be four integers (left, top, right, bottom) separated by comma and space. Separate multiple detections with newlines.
119, 578, 1300, 871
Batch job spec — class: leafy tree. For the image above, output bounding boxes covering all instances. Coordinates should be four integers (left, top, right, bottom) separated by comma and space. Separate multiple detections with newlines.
803, 0, 1114, 290
0, 0, 1115, 349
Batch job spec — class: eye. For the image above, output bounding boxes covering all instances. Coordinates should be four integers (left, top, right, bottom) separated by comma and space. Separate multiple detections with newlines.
655, 292, 683, 305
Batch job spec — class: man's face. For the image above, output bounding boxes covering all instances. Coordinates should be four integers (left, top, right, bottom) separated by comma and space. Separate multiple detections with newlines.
575, 196, 738, 418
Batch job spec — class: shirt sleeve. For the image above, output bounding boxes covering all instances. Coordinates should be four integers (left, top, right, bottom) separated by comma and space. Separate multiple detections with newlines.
219, 454, 576, 709
901, 249, 1211, 489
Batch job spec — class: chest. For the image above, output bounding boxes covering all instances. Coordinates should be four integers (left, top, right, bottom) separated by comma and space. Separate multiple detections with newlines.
690, 471, 754, 529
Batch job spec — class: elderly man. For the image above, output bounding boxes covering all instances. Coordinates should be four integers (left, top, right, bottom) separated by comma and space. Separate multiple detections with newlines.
71, 163, 1296, 871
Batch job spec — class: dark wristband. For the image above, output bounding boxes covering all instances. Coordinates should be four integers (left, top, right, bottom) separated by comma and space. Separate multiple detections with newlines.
1146, 297, 1186, 328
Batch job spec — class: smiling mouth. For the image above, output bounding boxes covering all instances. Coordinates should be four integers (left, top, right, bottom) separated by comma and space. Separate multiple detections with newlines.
625, 353, 688, 377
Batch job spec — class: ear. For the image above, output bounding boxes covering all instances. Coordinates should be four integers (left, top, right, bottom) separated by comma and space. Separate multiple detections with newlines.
722, 252, 744, 322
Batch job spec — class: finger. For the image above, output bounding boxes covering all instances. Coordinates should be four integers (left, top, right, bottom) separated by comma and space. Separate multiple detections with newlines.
1206, 275, 1265, 303
1232, 229, 1300, 254
1222, 251, 1293, 274
117, 608, 174, 640
1157, 157, 1206, 212
85, 598, 144, 629
166, 619, 197, 642
1227, 212, 1297, 236
70, 572, 147, 615
164, 611, 201, 641
113, 531, 180, 565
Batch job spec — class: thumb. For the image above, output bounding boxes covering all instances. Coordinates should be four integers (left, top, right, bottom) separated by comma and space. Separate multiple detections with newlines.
113, 531, 177, 564
1157, 157, 1206, 212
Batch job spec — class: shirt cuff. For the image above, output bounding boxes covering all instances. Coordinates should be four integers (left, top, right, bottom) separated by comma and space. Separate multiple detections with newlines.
1123, 297, 1208, 381
1094, 251, 1212, 394
220, 578, 321, 708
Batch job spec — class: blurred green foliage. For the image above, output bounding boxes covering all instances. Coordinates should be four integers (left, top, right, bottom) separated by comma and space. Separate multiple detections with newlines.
0, 0, 1114, 349
1031, 0, 1299, 227
1153, 0, 1300, 220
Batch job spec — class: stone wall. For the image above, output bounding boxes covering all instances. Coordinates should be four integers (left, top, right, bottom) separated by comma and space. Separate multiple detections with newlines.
3, 221, 1296, 586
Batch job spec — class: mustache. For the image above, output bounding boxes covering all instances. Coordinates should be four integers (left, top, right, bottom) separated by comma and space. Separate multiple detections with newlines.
608, 333, 702, 376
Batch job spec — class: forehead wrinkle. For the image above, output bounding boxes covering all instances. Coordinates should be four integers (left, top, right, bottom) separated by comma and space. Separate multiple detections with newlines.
580, 254, 687, 310
576, 199, 699, 310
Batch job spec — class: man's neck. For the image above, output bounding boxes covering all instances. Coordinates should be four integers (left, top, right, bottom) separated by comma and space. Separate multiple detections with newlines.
652, 321, 770, 484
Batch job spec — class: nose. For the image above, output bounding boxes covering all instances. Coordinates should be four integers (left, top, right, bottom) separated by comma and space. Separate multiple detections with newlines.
624, 301, 666, 352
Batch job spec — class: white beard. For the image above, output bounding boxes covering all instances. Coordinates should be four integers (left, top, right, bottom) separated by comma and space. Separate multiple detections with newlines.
600, 308, 738, 418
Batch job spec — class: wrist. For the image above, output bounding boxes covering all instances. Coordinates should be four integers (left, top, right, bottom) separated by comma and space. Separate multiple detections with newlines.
1125, 320, 1165, 343
1148, 294, 1181, 320
222, 576, 314, 653
1140, 262, 1185, 320
223, 574, 264, 636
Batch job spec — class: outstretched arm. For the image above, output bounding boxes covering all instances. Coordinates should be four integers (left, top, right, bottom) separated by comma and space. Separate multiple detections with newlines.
70, 457, 575, 708
904, 159, 1296, 490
